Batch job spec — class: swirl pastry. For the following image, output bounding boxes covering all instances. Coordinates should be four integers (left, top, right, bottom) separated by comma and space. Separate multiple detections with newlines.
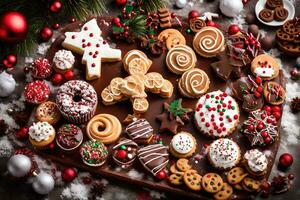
193, 27, 225, 58
274, 7, 288, 21
158, 29, 186, 50
86, 114, 122, 144
189, 17, 206, 33
259, 8, 274, 22
178, 68, 210, 98
123, 50, 152, 75
166, 45, 197, 74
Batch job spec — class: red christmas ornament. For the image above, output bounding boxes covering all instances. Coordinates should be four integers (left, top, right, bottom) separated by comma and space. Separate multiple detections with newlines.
188, 10, 200, 20
115, 0, 127, 7
116, 150, 127, 159
15, 127, 29, 139
2, 54, 17, 68
112, 17, 121, 25
279, 153, 293, 168
288, 173, 295, 180
52, 73, 63, 85
64, 70, 74, 80
228, 24, 240, 35
155, 170, 167, 180
0, 11, 28, 44
40, 27, 53, 41
31, 58, 52, 79
50, 1, 62, 13
255, 76, 262, 84
62, 167, 77, 182
206, 20, 219, 28
52, 23, 60, 29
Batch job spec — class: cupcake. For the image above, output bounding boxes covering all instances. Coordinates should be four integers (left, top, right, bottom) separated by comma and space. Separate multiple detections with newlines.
243, 149, 268, 179
208, 138, 241, 170
112, 138, 138, 169
24, 80, 50, 104
28, 121, 55, 149
80, 140, 108, 167
56, 124, 83, 152
169, 131, 196, 158
35, 101, 61, 125
52, 50, 75, 74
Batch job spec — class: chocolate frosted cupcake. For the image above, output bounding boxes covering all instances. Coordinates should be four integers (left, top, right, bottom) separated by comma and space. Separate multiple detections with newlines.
112, 138, 138, 169
80, 140, 108, 167
243, 149, 268, 179
126, 118, 153, 144
56, 124, 83, 152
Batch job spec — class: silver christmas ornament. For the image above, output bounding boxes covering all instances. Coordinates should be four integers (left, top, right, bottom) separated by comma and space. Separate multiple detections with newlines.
7, 154, 32, 177
33, 172, 55, 195
175, 0, 187, 9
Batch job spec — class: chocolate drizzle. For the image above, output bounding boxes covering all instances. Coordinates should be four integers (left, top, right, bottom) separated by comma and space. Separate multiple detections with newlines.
126, 119, 154, 144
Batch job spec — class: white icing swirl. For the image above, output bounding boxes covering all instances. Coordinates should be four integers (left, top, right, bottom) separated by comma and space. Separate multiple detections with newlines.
29, 121, 55, 142
244, 149, 268, 173
53, 49, 75, 70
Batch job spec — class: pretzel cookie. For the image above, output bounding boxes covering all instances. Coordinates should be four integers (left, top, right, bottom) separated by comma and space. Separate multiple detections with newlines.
202, 173, 223, 193
251, 54, 279, 80
86, 114, 122, 144
36, 101, 61, 125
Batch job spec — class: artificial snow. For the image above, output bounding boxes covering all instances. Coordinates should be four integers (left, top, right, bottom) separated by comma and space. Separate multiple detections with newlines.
0, 136, 13, 157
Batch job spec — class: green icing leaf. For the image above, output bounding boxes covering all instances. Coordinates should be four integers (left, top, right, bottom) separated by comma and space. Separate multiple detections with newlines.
168, 99, 190, 117
113, 26, 125, 33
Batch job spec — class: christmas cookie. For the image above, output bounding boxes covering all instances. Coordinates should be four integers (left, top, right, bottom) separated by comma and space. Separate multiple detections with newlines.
169, 173, 184, 185
126, 118, 153, 144
251, 54, 280, 80
158, 29, 186, 50
79, 140, 108, 167
274, 6, 288, 21
208, 138, 241, 170
178, 68, 210, 98
101, 77, 126, 105
259, 8, 274, 22
263, 81, 285, 105
169, 131, 196, 158
266, 0, 283, 10
159, 79, 174, 98
194, 90, 240, 138
213, 182, 233, 200
86, 114, 122, 144
243, 109, 279, 146
193, 26, 225, 58
166, 45, 197, 74
28, 121, 55, 150
62, 19, 121, 80
56, 124, 83, 151
243, 149, 268, 179
176, 158, 192, 172
170, 164, 184, 175
123, 50, 152, 75
189, 17, 206, 33
201, 173, 223, 193
36, 101, 61, 125
183, 170, 202, 191
52, 50, 75, 74
137, 144, 169, 177
24, 80, 50, 104
227, 167, 248, 185
112, 138, 138, 169
56, 80, 98, 124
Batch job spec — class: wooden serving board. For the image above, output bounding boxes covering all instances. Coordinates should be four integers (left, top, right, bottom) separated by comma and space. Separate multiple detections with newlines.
28, 16, 284, 199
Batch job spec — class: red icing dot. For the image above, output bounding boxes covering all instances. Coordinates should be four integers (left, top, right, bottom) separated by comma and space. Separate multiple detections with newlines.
93, 55, 97, 58
247, 125, 254, 131
220, 112, 224, 116
201, 118, 205, 122
92, 63, 96, 67
71, 35, 76, 39
234, 115, 238, 119
261, 131, 268, 138
89, 52, 93, 55
87, 42, 91, 46
103, 40, 107, 44
261, 114, 266, 119
82, 39, 86, 42
228, 105, 232, 109
206, 94, 210, 99
217, 129, 222, 133
96, 44, 100, 47
200, 112, 204, 116
196, 108, 200, 112
220, 123, 224, 127
211, 114, 215, 118
205, 122, 210, 127
216, 96, 219, 100
217, 105, 221, 109
198, 104, 203, 108
82, 44, 86, 48
223, 92, 228, 97
228, 118, 232, 122
222, 127, 226, 131
209, 130, 213, 134
219, 117, 223, 121
89, 33, 93, 37
267, 118, 273, 123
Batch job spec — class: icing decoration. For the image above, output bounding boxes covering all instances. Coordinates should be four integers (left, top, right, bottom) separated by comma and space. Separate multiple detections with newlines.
53, 50, 75, 71
29, 121, 55, 142
137, 144, 169, 176
243, 109, 279, 146
62, 19, 121, 80
56, 124, 83, 150
79, 140, 108, 166
126, 118, 153, 144
244, 149, 268, 173
0, 71, 16, 97
112, 138, 138, 169
251, 54, 279, 80
254, 61, 275, 78
166, 45, 197, 74
24, 80, 50, 104
208, 138, 240, 169
171, 132, 195, 154
264, 81, 285, 104
36, 101, 61, 124
194, 90, 239, 137
31, 58, 52, 79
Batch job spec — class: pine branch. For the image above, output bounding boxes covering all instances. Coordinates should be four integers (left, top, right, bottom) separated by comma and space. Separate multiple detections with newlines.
126, 15, 147, 38
138, 0, 166, 13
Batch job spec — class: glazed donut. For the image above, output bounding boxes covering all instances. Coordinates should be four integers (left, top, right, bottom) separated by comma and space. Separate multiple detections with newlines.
86, 114, 122, 144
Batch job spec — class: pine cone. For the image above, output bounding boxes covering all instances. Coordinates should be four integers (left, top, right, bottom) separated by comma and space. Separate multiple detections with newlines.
290, 97, 300, 113
91, 182, 106, 198
271, 175, 291, 194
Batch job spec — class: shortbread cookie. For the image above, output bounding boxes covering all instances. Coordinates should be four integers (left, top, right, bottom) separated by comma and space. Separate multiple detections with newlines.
263, 81, 285, 105
36, 101, 61, 125
158, 29, 186, 50
126, 118, 153, 144
193, 26, 225, 58
259, 8, 274, 22
166, 45, 197, 74
143, 72, 164, 93
227, 167, 248, 185
123, 50, 152, 75
213, 182, 233, 200
62, 19, 121, 80
208, 138, 241, 170
176, 158, 192, 172
159, 80, 174, 98
202, 173, 223, 193
183, 170, 202, 191
132, 98, 149, 113
169, 131, 196, 158
178, 68, 210, 98
194, 90, 240, 138
243, 149, 268, 179
251, 54, 280, 80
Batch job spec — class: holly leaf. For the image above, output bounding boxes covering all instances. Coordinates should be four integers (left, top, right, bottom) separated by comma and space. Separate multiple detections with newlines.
113, 26, 125, 33
148, 27, 155, 35
168, 99, 191, 117
125, 5, 133, 13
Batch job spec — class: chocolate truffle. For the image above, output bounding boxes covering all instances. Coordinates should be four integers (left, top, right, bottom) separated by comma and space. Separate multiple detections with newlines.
248, 24, 259, 37
260, 36, 273, 51
246, 13, 256, 24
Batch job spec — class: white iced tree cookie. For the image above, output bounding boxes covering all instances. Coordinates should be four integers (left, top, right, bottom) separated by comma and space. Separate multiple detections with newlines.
62, 19, 122, 80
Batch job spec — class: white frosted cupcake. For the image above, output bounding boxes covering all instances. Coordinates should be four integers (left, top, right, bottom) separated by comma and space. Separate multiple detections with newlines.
28, 121, 56, 149
52, 49, 75, 74
243, 149, 268, 179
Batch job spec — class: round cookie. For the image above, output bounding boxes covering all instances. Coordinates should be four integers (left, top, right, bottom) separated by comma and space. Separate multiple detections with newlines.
194, 90, 240, 138
193, 26, 225, 58
169, 173, 184, 185
242, 177, 261, 192
123, 50, 152, 75
176, 158, 192, 172
183, 169, 202, 191
243, 149, 268, 179
189, 17, 206, 33
274, 6, 288, 21
166, 45, 197, 74
266, 0, 283, 10
36, 101, 61, 125
178, 68, 210, 98
263, 81, 285, 105
202, 173, 223, 193
251, 54, 280, 80
227, 167, 248, 185
208, 138, 241, 170
158, 29, 186, 50
259, 8, 274, 22
170, 164, 184, 175
213, 182, 233, 200
169, 131, 196, 158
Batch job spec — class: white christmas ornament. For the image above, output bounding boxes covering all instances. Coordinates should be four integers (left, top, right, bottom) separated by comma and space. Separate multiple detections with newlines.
7, 154, 32, 177
175, 0, 187, 9
0, 71, 16, 97
219, 0, 244, 18
33, 172, 55, 195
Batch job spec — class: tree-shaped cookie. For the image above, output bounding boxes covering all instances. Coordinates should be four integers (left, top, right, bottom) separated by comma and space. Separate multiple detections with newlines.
101, 50, 173, 113
62, 19, 122, 80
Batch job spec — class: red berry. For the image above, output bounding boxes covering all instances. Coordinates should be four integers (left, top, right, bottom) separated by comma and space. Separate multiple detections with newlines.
52, 23, 60, 29
124, 26, 129, 31
261, 131, 268, 138
247, 124, 254, 131
16, 127, 29, 139
112, 17, 121, 25
254, 91, 261, 98
188, 10, 200, 19
115, 0, 127, 7
228, 24, 240, 35
171, 13, 176, 18
256, 86, 263, 93
256, 122, 265, 130
288, 173, 295, 180
271, 106, 281, 113
64, 70, 74, 80
261, 113, 266, 119
116, 150, 127, 159
264, 136, 271, 144
263, 106, 271, 112
52, 73, 63, 85
155, 170, 167, 180
272, 111, 281, 120
255, 76, 262, 84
